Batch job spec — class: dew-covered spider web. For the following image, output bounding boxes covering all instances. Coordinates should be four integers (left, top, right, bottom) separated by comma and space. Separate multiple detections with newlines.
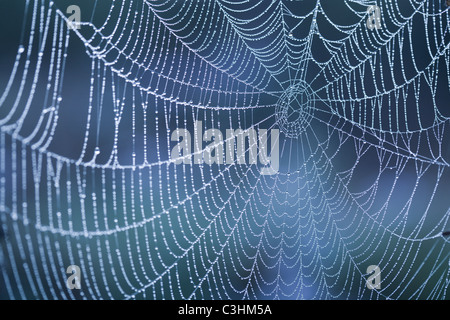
0, 0, 449, 300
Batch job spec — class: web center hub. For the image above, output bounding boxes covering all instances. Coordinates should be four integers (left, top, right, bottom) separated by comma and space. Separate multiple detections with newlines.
275, 81, 314, 138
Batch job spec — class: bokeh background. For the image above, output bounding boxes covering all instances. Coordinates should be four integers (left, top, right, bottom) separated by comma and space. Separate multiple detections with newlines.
0, 0, 449, 300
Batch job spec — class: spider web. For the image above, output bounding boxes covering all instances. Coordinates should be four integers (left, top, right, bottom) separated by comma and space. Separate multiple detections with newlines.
0, 0, 449, 300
